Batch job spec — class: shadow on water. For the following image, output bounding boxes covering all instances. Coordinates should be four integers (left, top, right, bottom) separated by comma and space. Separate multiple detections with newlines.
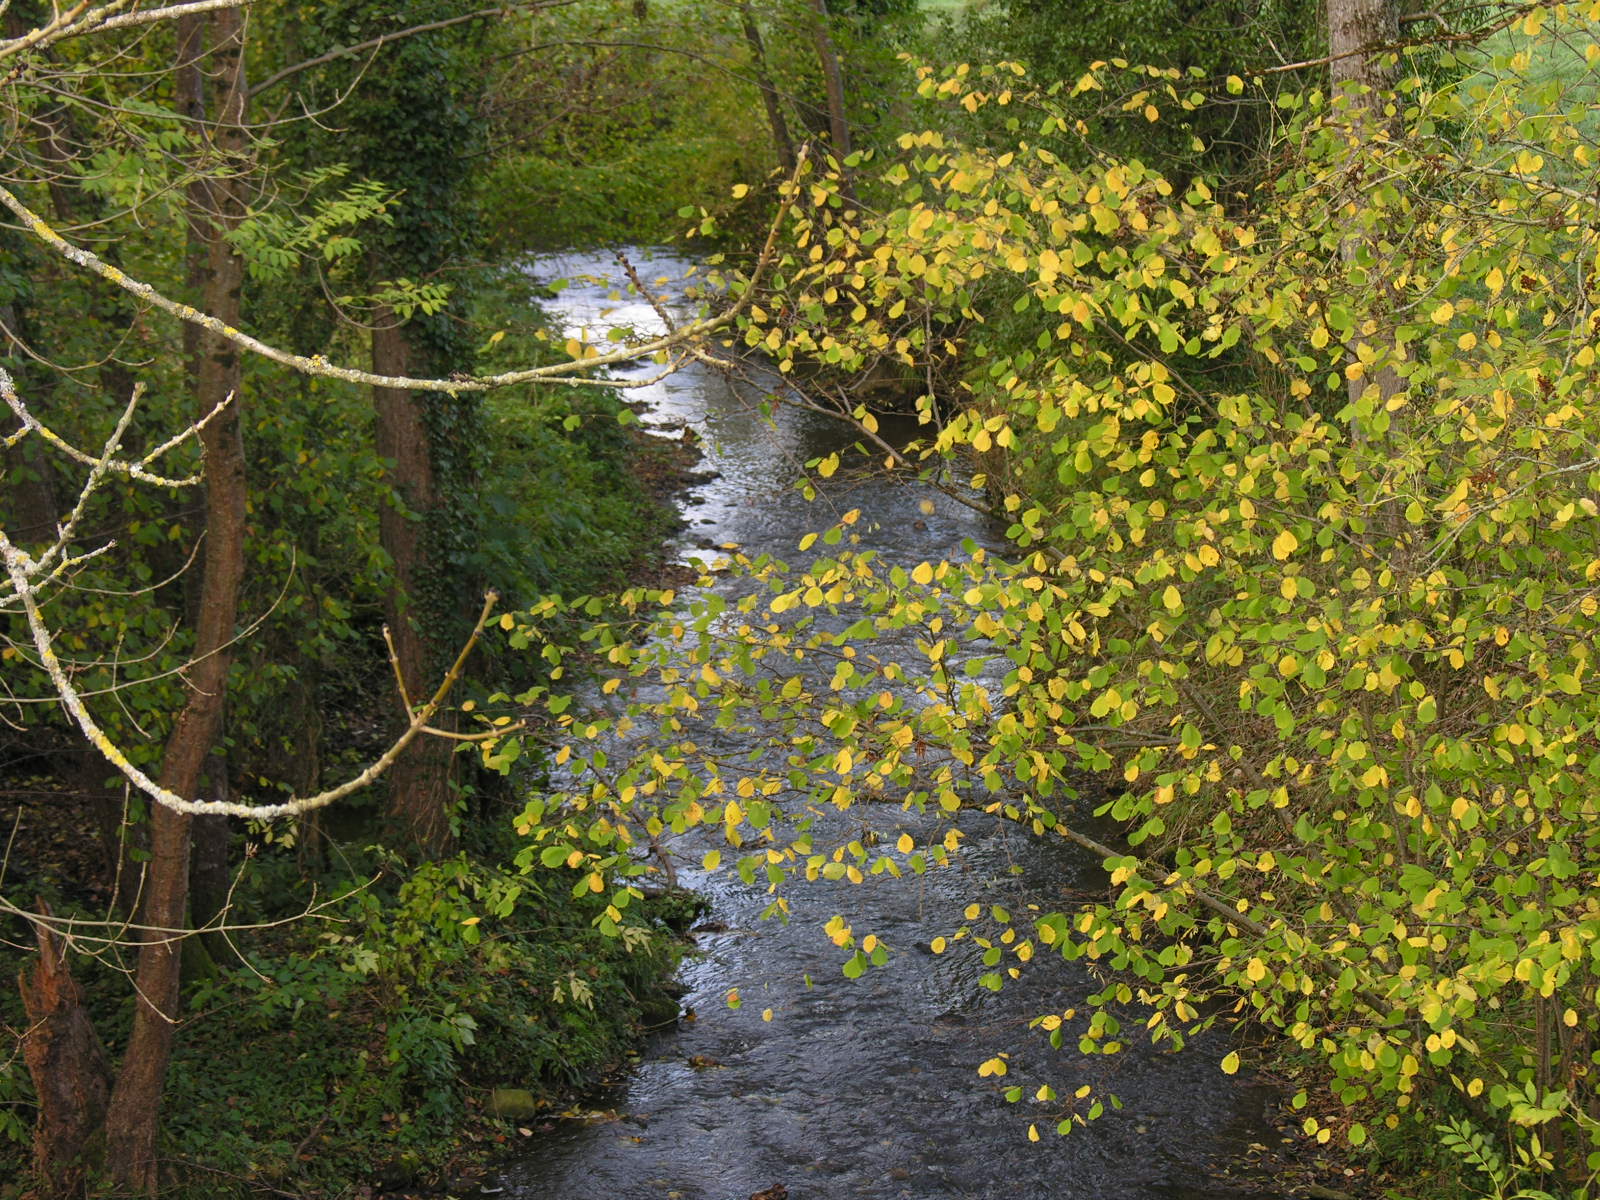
500, 249, 1276, 1200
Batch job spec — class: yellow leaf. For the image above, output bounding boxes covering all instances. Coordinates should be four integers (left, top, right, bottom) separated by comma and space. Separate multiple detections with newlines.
931, 936, 947, 954
1271, 529, 1298, 561
762, 1008, 774, 1022
896, 832, 914, 854
1430, 301, 1455, 324
912, 561, 934, 585
1162, 585, 1182, 611
1221, 1051, 1240, 1075
1028, 1124, 1041, 1142
731, 183, 750, 199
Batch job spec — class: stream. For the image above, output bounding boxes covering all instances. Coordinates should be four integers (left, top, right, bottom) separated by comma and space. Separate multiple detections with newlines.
499, 249, 1278, 1200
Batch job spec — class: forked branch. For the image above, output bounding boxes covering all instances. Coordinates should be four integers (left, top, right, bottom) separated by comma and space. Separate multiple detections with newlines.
0, 536, 504, 819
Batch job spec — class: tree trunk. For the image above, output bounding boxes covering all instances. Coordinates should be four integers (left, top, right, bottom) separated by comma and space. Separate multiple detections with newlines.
801, 0, 855, 202
19, 907, 112, 1199
739, 1, 797, 174
1328, 0, 1405, 507
99, 9, 250, 1192
188, 750, 231, 964
13, 77, 150, 904
0, 416, 59, 545
372, 310, 457, 858
1329, 0, 1399, 95
807, 0, 852, 187
29, 78, 143, 426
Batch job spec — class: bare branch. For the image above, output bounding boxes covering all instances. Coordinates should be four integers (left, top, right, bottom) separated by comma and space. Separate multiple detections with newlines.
2, 366, 212, 489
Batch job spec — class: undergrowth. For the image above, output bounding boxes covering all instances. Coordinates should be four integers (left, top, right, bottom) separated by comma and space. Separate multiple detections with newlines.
1, 844, 695, 1199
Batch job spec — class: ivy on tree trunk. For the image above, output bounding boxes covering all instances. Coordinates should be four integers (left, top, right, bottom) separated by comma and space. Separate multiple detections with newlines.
373, 309, 459, 857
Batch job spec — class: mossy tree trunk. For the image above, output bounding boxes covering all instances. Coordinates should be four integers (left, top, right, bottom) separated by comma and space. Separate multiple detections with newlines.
373, 310, 458, 858
301, 0, 490, 859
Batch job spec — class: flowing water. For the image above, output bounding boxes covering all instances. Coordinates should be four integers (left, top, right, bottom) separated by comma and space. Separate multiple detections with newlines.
499, 249, 1276, 1200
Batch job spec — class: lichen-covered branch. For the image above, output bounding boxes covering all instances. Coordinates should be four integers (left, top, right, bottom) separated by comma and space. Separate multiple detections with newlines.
0, 165, 794, 394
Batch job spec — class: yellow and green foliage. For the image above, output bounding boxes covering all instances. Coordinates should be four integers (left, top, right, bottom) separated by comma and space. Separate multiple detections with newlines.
493, 6, 1600, 1179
